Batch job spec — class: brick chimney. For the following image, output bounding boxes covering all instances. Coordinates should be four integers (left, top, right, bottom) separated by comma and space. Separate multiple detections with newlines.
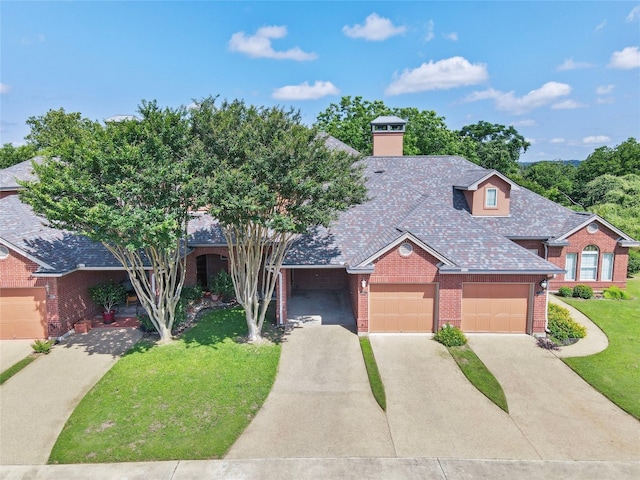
371, 116, 407, 156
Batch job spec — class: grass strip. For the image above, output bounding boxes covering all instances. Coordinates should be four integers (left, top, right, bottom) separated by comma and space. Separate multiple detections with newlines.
448, 344, 509, 413
359, 336, 386, 411
0, 355, 37, 385
559, 277, 640, 419
49, 307, 281, 464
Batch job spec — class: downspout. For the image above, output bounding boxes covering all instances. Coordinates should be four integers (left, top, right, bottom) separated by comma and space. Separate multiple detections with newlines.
278, 270, 284, 326
544, 287, 550, 334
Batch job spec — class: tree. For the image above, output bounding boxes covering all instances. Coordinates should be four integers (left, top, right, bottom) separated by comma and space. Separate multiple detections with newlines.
191, 98, 367, 342
0, 143, 38, 169
20, 103, 200, 343
315, 96, 470, 157
457, 121, 530, 175
522, 161, 578, 207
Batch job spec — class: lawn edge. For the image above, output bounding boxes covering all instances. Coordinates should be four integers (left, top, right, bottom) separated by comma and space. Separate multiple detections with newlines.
0, 355, 38, 385
359, 336, 387, 411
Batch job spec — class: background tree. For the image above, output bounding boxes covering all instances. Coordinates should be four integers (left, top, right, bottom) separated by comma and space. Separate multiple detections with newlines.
521, 160, 578, 207
192, 98, 367, 342
0, 143, 38, 169
457, 121, 530, 175
20, 103, 200, 343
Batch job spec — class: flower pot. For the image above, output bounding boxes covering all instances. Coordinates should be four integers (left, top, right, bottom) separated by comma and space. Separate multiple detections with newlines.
102, 310, 116, 324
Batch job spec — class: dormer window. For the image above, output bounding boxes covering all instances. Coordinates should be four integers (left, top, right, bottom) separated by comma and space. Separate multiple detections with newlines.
485, 188, 498, 208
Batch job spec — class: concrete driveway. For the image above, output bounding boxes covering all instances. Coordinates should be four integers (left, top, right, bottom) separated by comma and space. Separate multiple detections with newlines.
226, 325, 394, 458
286, 290, 355, 327
369, 335, 538, 459
468, 335, 640, 461
0, 328, 142, 465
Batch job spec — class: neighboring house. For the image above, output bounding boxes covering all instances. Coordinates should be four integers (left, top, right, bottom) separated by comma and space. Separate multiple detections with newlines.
1, 118, 638, 339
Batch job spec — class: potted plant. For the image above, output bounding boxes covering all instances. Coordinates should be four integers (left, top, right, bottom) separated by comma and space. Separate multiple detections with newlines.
88, 282, 126, 324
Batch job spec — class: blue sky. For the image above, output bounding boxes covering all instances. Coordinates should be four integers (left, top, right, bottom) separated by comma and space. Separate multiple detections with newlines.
1, 1, 639, 162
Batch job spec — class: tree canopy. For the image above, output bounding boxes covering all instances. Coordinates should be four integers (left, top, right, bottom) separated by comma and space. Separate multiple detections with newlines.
191, 97, 367, 341
20, 103, 200, 343
0, 143, 38, 169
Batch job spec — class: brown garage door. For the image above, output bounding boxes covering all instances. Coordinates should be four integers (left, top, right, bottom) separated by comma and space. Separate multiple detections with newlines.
370, 284, 436, 333
462, 283, 530, 333
0, 288, 47, 339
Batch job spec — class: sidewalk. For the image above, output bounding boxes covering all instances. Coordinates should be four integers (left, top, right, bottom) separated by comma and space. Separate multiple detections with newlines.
1, 458, 639, 480
548, 295, 609, 358
0, 328, 142, 465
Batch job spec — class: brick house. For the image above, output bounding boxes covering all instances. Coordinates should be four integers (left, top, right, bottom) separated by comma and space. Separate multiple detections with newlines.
1, 118, 638, 339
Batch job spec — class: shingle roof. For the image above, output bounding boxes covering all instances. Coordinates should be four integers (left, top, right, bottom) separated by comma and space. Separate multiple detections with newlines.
0, 157, 43, 191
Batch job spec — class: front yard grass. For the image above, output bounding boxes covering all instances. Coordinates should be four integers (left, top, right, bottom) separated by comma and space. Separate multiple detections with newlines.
359, 337, 386, 410
559, 277, 640, 420
447, 344, 509, 413
49, 306, 281, 463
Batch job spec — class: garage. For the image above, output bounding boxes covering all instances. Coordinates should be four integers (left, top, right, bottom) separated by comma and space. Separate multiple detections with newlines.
0, 288, 47, 339
370, 283, 436, 333
462, 283, 531, 333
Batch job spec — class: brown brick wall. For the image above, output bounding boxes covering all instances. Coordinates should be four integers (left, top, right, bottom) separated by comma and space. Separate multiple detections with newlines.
184, 247, 230, 286
512, 239, 544, 257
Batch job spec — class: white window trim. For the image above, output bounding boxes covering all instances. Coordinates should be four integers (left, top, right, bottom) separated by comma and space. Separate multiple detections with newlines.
579, 247, 599, 282
602, 253, 614, 281
485, 187, 498, 208
565, 253, 577, 281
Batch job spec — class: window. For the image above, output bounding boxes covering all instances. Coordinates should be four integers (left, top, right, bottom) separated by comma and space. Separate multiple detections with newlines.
602, 253, 614, 281
399, 242, 413, 257
579, 245, 599, 281
587, 222, 599, 234
485, 188, 498, 208
0, 245, 8, 259
565, 253, 577, 281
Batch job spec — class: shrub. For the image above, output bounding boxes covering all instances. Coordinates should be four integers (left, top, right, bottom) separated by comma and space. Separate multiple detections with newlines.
558, 286, 573, 297
433, 323, 467, 347
31, 339, 54, 354
181, 284, 204, 303
602, 286, 631, 300
572, 284, 594, 299
548, 303, 587, 342
137, 314, 155, 333
88, 281, 126, 312
210, 270, 235, 302
628, 248, 640, 277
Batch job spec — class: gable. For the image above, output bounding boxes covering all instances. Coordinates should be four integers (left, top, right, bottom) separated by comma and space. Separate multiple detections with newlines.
463, 175, 511, 216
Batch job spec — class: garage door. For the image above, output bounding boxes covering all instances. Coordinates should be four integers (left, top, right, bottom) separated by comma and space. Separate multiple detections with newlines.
0, 288, 47, 339
370, 284, 436, 333
462, 283, 530, 333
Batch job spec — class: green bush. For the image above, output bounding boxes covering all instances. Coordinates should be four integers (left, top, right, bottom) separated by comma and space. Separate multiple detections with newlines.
572, 284, 594, 299
434, 323, 467, 347
558, 286, 573, 297
548, 303, 587, 342
137, 314, 155, 333
627, 249, 640, 277
602, 286, 631, 300
181, 284, 204, 303
88, 281, 126, 312
210, 270, 235, 301
31, 339, 54, 354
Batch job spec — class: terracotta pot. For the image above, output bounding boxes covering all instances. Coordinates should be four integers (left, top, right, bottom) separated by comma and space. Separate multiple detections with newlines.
102, 310, 116, 324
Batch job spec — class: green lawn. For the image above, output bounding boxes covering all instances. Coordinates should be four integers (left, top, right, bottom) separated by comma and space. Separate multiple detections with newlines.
560, 278, 640, 419
447, 344, 509, 413
359, 337, 386, 411
49, 307, 281, 463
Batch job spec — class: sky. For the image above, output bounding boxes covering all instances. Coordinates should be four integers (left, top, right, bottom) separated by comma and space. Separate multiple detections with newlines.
1, 1, 639, 163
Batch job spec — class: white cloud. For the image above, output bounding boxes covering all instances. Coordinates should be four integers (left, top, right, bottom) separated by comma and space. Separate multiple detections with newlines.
608, 46, 640, 69
552, 99, 586, 110
385, 56, 488, 95
550, 138, 565, 144
596, 97, 615, 104
343, 13, 406, 41
0, 83, 10, 94
596, 84, 614, 95
583, 135, 611, 144
511, 119, 537, 127
463, 81, 572, 115
425, 20, 435, 42
445, 32, 458, 41
229, 26, 317, 61
525, 137, 536, 145
20, 33, 45, 45
556, 58, 594, 71
626, 5, 640, 22
272, 81, 339, 100
595, 19, 607, 31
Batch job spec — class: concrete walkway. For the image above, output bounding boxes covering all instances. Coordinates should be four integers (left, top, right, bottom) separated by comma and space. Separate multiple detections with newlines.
0, 328, 142, 465
0, 340, 34, 372
1, 458, 639, 480
226, 325, 394, 458
468, 335, 640, 461
548, 294, 609, 358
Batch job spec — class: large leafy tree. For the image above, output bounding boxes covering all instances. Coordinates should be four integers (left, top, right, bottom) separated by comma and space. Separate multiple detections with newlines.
457, 121, 530, 175
0, 143, 38, 169
315, 96, 471, 157
20, 103, 200, 343
191, 98, 367, 342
